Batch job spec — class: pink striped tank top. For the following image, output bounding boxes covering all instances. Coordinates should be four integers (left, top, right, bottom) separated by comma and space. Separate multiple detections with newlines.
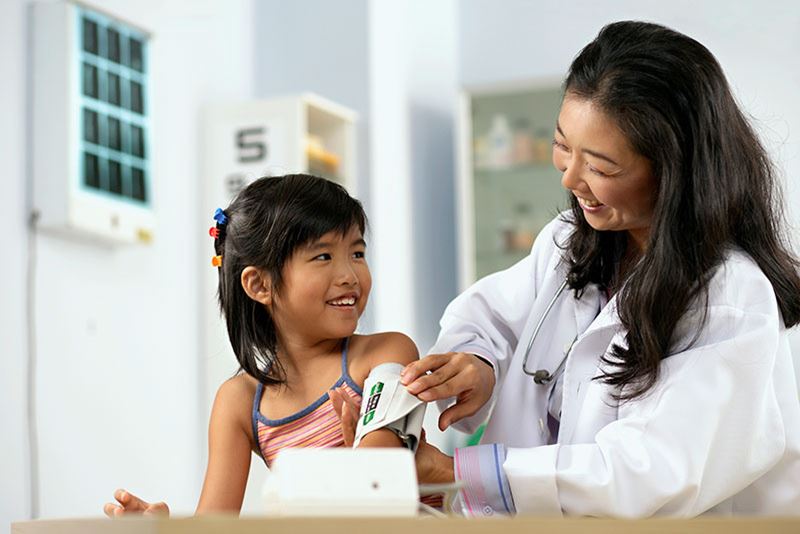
252, 339, 363, 467
252, 338, 445, 508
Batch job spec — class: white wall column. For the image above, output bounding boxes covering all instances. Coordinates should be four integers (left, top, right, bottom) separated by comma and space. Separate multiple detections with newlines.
368, 0, 458, 349
368, 1, 415, 338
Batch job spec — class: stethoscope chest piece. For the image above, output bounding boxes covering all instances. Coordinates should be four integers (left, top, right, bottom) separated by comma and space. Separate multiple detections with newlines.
523, 277, 576, 386
532, 369, 553, 385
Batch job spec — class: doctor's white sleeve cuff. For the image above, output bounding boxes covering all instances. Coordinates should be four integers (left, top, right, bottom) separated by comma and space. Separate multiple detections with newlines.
505, 445, 563, 516
453, 444, 516, 516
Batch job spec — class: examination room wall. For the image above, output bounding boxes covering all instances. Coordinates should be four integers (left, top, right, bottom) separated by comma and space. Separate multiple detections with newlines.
2, 0, 800, 530
0, 0, 255, 528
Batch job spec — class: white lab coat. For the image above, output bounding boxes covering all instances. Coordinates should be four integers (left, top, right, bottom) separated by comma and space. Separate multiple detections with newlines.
432, 215, 800, 517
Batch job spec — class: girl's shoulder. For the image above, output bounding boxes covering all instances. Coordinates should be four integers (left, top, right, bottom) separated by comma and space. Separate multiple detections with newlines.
211, 373, 259, 430
216, 372, 259, 399
347, 332, 419, 382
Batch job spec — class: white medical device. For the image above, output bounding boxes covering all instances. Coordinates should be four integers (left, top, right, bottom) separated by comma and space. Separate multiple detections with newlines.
354, 363, 426, 451
262, 448, 420, 517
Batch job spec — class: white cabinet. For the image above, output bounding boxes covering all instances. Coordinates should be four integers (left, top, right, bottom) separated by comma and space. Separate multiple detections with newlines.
456, 81, 564, 290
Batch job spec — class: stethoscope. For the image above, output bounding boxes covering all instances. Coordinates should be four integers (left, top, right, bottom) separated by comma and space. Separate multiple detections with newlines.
521, 278, 576, 385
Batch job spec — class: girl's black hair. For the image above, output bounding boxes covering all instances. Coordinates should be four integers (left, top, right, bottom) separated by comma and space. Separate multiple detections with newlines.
562, 21, 800, 400
212, 174, 367, 385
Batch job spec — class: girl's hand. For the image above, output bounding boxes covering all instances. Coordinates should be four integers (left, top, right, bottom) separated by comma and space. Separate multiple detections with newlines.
329, 386, 361, 447
103, 489, 170, 518
401, 352, 495, 430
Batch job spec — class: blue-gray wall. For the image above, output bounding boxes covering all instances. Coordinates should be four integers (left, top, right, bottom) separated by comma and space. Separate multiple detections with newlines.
253, 0, 459, 351
253, 0, 371, 198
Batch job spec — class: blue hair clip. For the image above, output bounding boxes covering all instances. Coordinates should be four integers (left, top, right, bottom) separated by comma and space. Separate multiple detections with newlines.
213, 208, 228, 225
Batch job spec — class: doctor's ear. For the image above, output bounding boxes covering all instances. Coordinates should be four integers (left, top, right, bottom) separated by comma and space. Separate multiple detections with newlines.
241, 266, 273, 306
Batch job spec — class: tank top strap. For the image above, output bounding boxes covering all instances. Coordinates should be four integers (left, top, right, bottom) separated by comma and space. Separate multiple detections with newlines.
340, 337, 363, 396
252, 382, 265, 458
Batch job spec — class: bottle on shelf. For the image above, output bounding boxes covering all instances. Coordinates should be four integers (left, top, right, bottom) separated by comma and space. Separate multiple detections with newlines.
306, 134, 340, 176
486, 114, 513, 170
473, 135, 489, 170
533, 127, 553, 164
501, 202, 536, 253
512, 118, 535, 166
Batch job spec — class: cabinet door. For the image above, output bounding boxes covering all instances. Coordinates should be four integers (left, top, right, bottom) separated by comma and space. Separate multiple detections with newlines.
466, 86, 565, 282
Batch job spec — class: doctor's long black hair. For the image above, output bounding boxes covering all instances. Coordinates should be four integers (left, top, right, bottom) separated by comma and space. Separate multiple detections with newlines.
562, 21, 800, 401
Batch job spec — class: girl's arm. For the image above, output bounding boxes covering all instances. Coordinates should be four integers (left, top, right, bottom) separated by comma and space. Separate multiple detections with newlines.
333, 332, 421, 448
104, 376, 252, 517
330, 385, 402, 447
195, 376, 254, 515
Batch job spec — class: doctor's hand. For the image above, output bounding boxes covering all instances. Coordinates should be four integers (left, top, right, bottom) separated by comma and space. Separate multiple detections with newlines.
401, 352, 495, 430
103, 489, 170, 518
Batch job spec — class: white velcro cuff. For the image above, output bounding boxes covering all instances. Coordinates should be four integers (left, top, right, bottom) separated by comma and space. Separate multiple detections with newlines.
353, 363, 426, 452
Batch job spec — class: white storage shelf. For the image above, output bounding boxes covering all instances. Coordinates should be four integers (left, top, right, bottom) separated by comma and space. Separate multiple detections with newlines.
203, 93, 357, 204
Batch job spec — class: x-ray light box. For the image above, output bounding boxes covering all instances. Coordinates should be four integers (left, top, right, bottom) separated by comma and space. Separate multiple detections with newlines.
32, 1, 154, 244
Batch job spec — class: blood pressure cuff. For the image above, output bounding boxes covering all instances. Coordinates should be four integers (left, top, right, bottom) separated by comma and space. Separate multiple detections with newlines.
353, 362, 426, 452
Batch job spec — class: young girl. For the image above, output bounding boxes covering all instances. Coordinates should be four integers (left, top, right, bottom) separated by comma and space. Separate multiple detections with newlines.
104, 174, 419, 516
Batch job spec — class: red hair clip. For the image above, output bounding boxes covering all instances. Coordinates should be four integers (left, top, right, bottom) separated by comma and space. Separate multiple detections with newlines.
209, 226, 220, 238
211, 255, 222, 267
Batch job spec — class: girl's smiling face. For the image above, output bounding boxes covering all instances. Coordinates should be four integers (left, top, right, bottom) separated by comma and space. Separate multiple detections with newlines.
553, 94, 658, 251
271, 225, 371, 345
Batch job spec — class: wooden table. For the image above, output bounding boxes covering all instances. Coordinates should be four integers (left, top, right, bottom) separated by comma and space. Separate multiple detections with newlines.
11, 516, 800, 534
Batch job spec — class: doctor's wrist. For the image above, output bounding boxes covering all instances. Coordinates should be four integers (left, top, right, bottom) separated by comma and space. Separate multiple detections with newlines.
423, 448, 455, 484
471, 353, 494, 370
416, 437, 455, 484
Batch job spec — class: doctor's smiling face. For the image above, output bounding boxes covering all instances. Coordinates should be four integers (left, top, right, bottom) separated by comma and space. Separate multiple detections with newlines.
553, 94, 657, 252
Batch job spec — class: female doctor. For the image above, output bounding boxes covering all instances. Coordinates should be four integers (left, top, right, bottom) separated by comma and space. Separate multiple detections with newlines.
401, 21, 800, 517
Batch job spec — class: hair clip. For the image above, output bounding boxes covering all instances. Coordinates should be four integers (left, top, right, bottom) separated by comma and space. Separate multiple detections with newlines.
211, 255, 223, 267
209, 226, 220, 239
213, 208, 228, 225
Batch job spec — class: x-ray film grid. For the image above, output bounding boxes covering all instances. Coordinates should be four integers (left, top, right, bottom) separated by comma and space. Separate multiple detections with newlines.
77, 6, 150, 205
